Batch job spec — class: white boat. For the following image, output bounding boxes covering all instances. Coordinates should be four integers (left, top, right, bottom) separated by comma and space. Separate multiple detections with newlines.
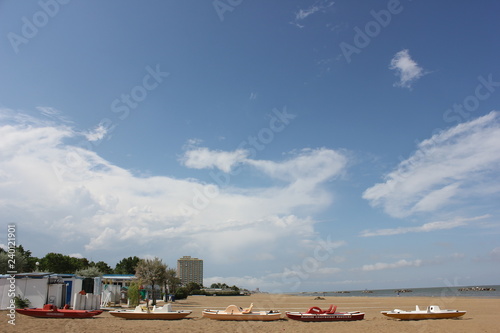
109, 303, 191, 320
381, 305, 466, 320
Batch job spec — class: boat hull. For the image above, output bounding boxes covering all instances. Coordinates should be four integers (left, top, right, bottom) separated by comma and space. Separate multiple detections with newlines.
381, 311, 466, 320
16, 308, 102, 318
286, 311, 364, 322
109, 310, 191, 320
202, 310, 281, 321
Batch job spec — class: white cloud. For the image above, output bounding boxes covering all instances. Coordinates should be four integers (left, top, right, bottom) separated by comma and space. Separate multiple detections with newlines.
0, 108, 347, 273
36, 106, 73, 124
389, 49, 426, 89
83, 122, 109, 142
292, 1, 334, 28
362, 259, 422, 271
296, 1, 334, 20
247, 148, 346, 184
359, 215, 489, 237
296, 6, 321, 20
181, 147, 248, 173
363, 111, 500, 218
491, 247, 500, 261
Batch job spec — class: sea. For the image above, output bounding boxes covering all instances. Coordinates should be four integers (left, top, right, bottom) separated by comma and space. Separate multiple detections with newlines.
294, 285, 500, 298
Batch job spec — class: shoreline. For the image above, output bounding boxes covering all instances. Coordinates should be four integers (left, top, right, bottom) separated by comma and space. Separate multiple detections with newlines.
4, 294, 500, 332
287, 284, 500, 299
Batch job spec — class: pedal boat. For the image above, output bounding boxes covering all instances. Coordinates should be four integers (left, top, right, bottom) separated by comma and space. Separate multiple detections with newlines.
16, 304, 103, 318
202, 303, 281, 321
286, 305, 365, 321
381, 305, 466, 320
109, 303, 191, 320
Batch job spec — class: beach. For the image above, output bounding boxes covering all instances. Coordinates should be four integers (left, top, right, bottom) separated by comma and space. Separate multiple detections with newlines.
3, 294, 499, 332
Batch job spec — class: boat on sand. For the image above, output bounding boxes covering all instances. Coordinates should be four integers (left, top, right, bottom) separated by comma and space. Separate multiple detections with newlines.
202, 303, 281, 321
109, 303, 191, 320
286, 305, 365, 321
381, 305, 466, 320
16, 304, 102, 318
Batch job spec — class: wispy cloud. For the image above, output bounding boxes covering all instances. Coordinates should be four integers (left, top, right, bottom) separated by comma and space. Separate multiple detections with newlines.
37, 106, 73, 124
362, 259, 422, 271
359, 215, 490, 237
389, 49, 426, 89
292, 1, 334, 28
296, 6, 321, 20
363, 111, 500, 218
83, 122, 110, 142
181, 146, 347, 184
180, 146, 248, 173
491, 247, 500, 261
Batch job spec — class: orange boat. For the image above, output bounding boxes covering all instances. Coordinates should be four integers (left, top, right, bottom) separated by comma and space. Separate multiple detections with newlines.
109, 303, 191, 320
202, 303, 281, 321
16, 304, 102, 318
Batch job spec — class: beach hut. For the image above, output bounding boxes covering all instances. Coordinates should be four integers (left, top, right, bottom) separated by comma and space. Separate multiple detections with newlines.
100, 274, 135, 306
0, 273, 84, 309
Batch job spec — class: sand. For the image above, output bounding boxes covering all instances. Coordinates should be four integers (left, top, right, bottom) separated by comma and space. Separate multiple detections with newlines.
3, 294, 499, 332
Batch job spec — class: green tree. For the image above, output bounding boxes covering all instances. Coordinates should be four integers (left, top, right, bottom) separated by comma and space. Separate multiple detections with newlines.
76, 266, 103, 278
185, 282, 203, 294
165, 268, 181, 295
39, 253, 89, 273
91, 261, 113, 274
134, 257, 168, 306
114, 256, 140, 274
0, 245, 35, 273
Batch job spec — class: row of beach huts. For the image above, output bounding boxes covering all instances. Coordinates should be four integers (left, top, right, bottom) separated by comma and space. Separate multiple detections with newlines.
0, 272, 137, 310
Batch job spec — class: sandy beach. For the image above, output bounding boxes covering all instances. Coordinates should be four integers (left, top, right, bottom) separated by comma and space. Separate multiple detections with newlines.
3, 294, 499, 332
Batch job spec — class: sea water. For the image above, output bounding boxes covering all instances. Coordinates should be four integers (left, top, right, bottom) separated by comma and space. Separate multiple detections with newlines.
296, 285, 500, 298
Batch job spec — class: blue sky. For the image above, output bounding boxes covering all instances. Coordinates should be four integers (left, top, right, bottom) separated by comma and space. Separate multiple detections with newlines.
1, 0, 499, 292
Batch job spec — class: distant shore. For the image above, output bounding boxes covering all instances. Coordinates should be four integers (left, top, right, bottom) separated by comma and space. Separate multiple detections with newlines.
291, 284, 500, 298
4, 293, 500, 333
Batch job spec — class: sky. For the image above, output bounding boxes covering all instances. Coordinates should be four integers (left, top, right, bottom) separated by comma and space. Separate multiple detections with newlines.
1, 0, 499, 292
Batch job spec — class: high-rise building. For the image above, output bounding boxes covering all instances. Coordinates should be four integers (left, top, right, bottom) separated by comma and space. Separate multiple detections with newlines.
177, 256, 203, 285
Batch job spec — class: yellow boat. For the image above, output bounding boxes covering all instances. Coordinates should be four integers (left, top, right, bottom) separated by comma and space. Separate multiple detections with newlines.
381, 305, 466, 320
202, 303, 281, 321
109, 303, 191, 320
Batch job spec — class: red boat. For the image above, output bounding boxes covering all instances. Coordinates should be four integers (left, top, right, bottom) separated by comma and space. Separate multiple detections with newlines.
286, 305, 364, 322
16, 304, 103, 318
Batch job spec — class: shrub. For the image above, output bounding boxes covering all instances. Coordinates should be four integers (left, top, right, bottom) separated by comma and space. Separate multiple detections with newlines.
128, 281, 141, 307
14, 295, 31, 308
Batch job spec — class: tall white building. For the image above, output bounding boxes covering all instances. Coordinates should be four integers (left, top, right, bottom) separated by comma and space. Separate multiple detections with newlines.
177, 256, 203, 286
